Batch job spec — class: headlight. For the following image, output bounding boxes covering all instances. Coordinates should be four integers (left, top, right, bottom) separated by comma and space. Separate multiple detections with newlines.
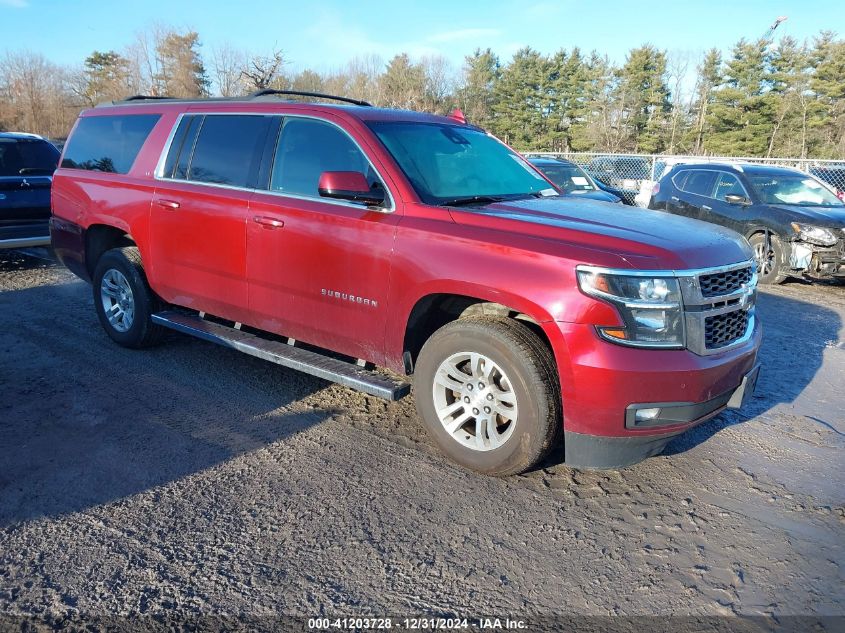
791, 223, 838, 247
576, 268, 685, 348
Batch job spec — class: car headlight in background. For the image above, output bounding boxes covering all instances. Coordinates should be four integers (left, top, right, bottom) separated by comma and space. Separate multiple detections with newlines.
576, 268, 685, 348
791, 223, 838, 247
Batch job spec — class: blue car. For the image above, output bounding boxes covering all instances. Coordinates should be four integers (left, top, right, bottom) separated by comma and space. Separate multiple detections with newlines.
0, 132, 60, 249
528, 157, 622, 204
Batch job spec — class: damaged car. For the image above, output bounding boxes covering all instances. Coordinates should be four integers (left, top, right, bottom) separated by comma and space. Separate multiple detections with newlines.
649, 163, 845, 284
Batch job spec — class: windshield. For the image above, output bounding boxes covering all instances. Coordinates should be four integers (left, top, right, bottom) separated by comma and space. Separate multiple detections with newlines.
748, 174, 844, 207
367, 122, 556, 205
532, 163, 596, 193
0, 138, 60, 177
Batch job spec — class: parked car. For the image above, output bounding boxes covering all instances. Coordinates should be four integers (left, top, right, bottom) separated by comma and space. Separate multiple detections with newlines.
650, 163, 845, 284
51, 91, 761, 475
0, 132, 60, 249
809, 166, 845, 202
586, 156, 651, 205
634, 157, 691, 208
527, 157, 622, 204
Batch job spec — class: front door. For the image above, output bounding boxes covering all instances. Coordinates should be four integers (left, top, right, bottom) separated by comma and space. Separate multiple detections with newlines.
246, 116, 400, 362
705, 171, 752, 234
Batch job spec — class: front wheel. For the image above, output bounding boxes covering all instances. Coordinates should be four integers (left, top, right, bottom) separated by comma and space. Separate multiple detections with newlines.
92, 246, 165, 348
749, 232, 787, 285
413, 317, 561, 476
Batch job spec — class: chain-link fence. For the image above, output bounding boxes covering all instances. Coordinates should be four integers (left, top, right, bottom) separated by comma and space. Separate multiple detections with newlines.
524, 152, 845, 207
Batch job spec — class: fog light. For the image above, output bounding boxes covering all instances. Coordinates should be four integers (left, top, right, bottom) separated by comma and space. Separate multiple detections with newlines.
635, 408, 661, 422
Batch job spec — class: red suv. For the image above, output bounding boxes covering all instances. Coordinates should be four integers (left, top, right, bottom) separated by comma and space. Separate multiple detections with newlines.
51, 91, 761, 475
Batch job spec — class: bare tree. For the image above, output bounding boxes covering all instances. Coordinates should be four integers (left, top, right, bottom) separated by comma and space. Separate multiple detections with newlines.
211, 43, 247, 97
240, 48, 285, 92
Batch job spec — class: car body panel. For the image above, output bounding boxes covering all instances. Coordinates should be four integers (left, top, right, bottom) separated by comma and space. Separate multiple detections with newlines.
0, 133, 59, 247
51, 101, 763, 457
650, 163, 845, 279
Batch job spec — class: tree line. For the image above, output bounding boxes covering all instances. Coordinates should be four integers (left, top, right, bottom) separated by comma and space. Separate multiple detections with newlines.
1, 25, 843, 159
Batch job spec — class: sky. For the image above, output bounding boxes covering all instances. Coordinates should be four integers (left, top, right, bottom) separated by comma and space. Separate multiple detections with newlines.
0, 0, 840, 81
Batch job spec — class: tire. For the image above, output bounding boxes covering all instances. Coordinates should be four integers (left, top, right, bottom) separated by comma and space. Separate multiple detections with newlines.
749, 232, 787, 285
92, 246, 165, 348
413, 317, 561, 476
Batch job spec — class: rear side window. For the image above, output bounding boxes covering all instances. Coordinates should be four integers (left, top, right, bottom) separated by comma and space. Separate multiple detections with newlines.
181, 115, 271, 188
680, 170, 717, 197
0, 138, 59, 176
62, 114, 160, 174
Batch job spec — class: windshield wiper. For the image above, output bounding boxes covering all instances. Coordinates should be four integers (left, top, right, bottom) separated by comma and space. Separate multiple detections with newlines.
440, 195, 507, 207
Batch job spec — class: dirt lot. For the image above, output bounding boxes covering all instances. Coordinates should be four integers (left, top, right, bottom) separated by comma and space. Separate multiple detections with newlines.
0, 248, 843, 628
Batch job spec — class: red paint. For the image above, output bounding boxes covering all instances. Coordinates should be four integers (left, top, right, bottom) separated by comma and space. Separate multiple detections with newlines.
52, 100, 761, 439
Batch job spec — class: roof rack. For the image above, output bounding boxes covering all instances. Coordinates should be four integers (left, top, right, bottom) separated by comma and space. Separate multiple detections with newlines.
249, 89, 372, 107
123, 95, 177, 102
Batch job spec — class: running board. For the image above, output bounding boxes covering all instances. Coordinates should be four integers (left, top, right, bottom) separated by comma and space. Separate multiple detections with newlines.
151, 311, 411, 401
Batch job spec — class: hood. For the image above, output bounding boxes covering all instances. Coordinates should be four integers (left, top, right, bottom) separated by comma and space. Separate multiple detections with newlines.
568, 190, 620, 203
763, 204, 845, 227
449, 197, 752, 270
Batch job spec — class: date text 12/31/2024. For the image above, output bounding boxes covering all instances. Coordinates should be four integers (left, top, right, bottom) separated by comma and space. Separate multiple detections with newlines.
307, 617, 528, 630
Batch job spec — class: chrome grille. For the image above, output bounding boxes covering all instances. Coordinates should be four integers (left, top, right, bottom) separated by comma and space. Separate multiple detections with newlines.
698, 266, 753, 298
705, 311, 750, 349
678, 261, 757, 356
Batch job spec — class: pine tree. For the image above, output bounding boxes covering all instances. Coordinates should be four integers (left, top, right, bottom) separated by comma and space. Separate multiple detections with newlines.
809, 32, 845, 158
705, 39, 775, 156
614, 45, 670, 153
154, 31, 209, 97
80, 51, 133, 105
490, 47, 552, 149
688, 49, 722, 154
456, 48, 500, 129
380, 54, 426, 109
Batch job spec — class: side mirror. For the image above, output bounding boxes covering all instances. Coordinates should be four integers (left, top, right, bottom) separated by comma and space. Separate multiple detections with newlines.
318, 171, 385, 207
725, 194, 751, 206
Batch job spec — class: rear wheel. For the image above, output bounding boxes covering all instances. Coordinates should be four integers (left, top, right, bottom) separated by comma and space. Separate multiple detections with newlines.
92, 247, 165, 348
413, 317, 561, 476
749, 233, 787, 285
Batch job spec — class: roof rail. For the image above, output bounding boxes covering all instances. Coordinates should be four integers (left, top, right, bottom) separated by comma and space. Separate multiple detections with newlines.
249, 89, 372, 107
122, 95, 177, 102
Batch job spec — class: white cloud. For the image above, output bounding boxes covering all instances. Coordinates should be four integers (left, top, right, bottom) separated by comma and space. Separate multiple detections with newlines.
0, 0, 29, 7
427, 28, 502, 44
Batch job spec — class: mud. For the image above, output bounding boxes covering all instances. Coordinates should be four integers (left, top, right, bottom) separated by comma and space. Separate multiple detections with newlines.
0, 248, 842, 623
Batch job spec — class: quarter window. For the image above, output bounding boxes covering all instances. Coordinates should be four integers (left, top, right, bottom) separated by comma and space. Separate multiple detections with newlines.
62, 114, 160, 174
270, 118, 379, 198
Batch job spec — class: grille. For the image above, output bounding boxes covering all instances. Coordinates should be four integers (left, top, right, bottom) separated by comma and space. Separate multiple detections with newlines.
699, 266, 753, 298
705, 311, 750, 349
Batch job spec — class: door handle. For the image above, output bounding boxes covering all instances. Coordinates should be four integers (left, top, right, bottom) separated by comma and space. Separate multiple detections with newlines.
670, 196, 680, 202
702, 205, 712, 211
253, 216, 285, 229
154, 199, 180, 209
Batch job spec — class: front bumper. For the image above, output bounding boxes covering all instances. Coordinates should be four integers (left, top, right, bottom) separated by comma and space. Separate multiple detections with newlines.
546, 318, 761, 468
789, 239, 845, 279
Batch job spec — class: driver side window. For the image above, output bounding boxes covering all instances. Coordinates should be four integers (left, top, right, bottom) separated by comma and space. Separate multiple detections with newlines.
714, 173, 747, 201
270, 117, 382, 199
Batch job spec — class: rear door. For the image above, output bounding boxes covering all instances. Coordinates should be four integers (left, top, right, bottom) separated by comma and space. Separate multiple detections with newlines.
674, 169, 718, 221
149, 113, 273, 322
246, 115, 400, 361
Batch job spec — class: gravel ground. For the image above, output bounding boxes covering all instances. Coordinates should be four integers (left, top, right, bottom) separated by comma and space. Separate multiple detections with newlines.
0, 248, 843, 629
